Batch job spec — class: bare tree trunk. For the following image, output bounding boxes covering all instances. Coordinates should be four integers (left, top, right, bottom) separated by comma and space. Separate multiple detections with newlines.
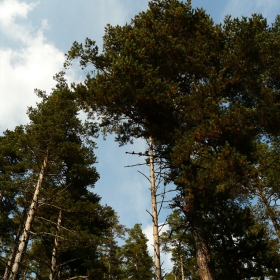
149, 136, 161, 280
183, 193, 215, 280
49, 209, 62, 280
6, 154, 48, 280
258, 186, 280, 238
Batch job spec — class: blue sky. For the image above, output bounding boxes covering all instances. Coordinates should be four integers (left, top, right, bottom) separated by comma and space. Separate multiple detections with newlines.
1, 0, 280, 273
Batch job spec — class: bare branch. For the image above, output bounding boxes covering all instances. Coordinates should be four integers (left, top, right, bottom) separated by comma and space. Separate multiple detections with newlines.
146, 209, 153, 218
124, 162, 148, 168
38, 202, 74, 213
36, 216, 74, 232
29, 231, 64, 240
156, 189, 176, 196
137, 170, 151, 182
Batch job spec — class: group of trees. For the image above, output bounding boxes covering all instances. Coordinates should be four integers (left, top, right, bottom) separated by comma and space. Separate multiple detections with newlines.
2, 0, 280, 279
0, 75, 154, 279
64, 0, 280, 279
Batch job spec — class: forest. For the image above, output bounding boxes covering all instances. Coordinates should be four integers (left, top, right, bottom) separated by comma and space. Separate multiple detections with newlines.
1, 0, 280, 279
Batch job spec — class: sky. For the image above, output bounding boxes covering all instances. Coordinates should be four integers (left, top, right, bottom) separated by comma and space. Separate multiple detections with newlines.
1, 0, 280, 274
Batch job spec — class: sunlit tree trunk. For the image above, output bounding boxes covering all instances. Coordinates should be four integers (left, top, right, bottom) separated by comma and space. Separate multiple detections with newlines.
3, 218, 25, 280
6, 154, 48, 280
49, 209, 62, 280
149, 136, 161, 280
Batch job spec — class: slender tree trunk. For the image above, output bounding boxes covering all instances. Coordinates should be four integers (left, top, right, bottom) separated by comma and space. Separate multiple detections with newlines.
180, 254, 184, 280
6, 154, 48, 280
3, 214, 26, 280
184, 194, 215, 280
149, 136, 161, 280
108, 241, 112, 280
49, 209, 62, 280
258, 186, 280, 238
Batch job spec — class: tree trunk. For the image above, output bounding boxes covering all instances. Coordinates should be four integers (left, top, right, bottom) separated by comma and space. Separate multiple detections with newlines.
180, 254, 184, 280
149, 136, 161, 280
184, 195, 215, 280
3, 215, 26, 280
49, 209, 62, 280
258, 186, 280, 238
6, 154, 48, 280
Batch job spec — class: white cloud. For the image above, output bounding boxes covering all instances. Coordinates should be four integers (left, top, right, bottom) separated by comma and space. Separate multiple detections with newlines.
0, 0, 76, 132
0, 0, 38, 26
0, 0, 39, 44
221, 0, 280, 23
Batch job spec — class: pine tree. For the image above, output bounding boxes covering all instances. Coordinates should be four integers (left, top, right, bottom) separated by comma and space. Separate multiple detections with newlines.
121, 223, 154, 280
100, 213, 127, 280
2, 72, 102, 280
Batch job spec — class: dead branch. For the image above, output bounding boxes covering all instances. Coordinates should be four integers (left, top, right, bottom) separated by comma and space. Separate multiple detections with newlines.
137, 170, 150, 182
36, 216, 74, 232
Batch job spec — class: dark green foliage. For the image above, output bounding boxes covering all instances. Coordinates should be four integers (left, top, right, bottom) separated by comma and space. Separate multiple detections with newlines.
0, 127, 32, 277
121, 223, 154, 280
161, 210, 199, 280
207, 203, 280, 279
29, 203, 117, 279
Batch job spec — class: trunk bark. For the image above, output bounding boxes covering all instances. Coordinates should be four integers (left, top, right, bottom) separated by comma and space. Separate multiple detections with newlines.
7, 154, 48, 280
49, 209, 62, 280
149, 136, 161, 280
184, 194, 215, 280
3, 215, 26, 280
180, 254, 184, 280
258, 186, 280, 238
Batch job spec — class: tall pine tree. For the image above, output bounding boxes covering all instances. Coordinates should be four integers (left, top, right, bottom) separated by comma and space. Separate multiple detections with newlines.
2, 72, 104, 280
